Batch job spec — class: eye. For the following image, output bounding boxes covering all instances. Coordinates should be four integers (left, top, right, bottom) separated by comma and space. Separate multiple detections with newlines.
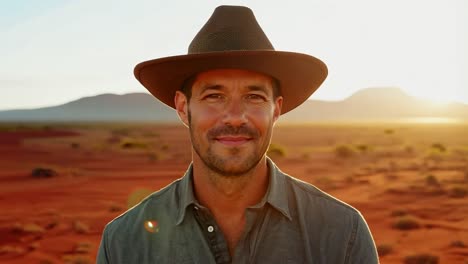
203, 93, 225, 102
246, 94, 267, 102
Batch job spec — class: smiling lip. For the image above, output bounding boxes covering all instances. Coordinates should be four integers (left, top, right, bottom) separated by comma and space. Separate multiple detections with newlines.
215, 136, 252, 146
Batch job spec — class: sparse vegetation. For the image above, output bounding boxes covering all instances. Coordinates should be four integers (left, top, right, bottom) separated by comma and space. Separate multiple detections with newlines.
120, 139, 149, 149
13, 223, 45, 234
355, 144, 370, 153
334, 144, 355, 158
403, 253, 439, 264
392, 216, 421, 230
448, 186, 468, 198
31, 167, 58, 178
127, 188, 153, 209
449, 240, 466, 248
425, 175, 440, 186
74, 241, 93, 254
376, 243, 393, 257
431, 143, 446, 153
72, 220, 90, 234
267, 143, 287, 158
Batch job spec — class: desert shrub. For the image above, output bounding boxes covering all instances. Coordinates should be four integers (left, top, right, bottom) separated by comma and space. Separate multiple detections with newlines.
376, 244, 393, 257
431, 143, 446, 152
403, 253, 439, 264
384, 129, 394, 135
127, 188, 153, 209
449, 240, 466, 248
448, 186, 468, 198
31, 167, 58, 178
355, 144, 370, 153
70, 142, 80, 149
334, 144, 355, 158
120, 139, 148, 149
425, 175, 440, 186
72, 220, 89, 234
392, 216, 421, 230
267, 143, 286, 158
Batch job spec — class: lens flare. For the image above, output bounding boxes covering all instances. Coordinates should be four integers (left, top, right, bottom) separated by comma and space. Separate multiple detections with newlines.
144, 220, 159, 233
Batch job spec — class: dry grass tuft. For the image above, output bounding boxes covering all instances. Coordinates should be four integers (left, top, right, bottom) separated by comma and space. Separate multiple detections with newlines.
74, 242, 94, 254
403, 253, 439, 264
13, 223, 45, 234
72, 220, 90, 234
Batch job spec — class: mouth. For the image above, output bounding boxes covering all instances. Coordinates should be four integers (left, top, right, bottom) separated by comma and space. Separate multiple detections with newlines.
214, 135, 253, 146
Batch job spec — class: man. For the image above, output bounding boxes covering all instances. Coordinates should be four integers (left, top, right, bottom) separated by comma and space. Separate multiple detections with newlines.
97, 5, 379, 264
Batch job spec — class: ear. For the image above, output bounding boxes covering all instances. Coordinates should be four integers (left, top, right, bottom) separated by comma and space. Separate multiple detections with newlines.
175, 91, 189, 127
273, 96, 283, 123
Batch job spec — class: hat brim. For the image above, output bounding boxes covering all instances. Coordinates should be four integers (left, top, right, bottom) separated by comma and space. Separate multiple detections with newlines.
134, 50, 327, 115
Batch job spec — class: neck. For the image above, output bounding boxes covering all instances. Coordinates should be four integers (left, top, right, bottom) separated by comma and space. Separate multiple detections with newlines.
192, 156, 269, 214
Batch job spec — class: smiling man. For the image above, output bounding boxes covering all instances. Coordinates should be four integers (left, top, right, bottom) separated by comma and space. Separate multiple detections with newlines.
97, 5, 379, 264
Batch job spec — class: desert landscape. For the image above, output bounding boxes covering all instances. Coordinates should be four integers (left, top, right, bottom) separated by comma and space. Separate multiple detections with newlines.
0, 121, 467, 263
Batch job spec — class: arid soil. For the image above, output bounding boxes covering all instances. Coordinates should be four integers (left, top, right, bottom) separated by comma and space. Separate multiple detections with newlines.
1, 122, 467, 264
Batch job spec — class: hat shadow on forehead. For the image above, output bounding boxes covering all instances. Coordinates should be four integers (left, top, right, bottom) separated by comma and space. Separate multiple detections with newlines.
134, 5, 327, 115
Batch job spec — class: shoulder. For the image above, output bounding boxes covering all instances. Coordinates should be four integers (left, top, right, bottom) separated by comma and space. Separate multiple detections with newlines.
103, 178, 182, 237
282, 171, 362, 223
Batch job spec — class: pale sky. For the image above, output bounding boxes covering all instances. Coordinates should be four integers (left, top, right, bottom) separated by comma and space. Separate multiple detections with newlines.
1, 0, 466, 110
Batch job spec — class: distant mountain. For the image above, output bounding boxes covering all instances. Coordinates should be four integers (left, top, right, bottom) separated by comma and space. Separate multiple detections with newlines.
0, 93, 178, 122
282, 87, 468, 122
1, 88, 467, 122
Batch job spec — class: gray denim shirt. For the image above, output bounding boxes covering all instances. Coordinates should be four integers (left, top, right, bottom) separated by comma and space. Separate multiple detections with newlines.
97, 159, 379, 263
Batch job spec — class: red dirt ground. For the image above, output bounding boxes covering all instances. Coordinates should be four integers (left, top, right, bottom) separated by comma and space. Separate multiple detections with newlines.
0, 123, 467, 263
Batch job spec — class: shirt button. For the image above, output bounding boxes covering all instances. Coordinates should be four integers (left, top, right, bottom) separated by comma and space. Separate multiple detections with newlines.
207, 226, 214, 233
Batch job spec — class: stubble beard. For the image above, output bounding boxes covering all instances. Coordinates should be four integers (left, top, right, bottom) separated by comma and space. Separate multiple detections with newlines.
188, 109, 271, 177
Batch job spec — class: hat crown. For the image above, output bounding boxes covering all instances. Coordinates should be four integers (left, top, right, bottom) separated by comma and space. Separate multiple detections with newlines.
188, 5, 274, 54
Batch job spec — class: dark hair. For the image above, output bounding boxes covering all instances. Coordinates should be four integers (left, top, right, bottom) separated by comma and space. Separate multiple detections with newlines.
179, 74, 281, 101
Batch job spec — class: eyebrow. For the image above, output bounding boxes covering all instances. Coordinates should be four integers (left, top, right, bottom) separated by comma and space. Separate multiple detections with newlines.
199, 84, 223, 94
198, 83, 270, 95
246, 85, 269, 94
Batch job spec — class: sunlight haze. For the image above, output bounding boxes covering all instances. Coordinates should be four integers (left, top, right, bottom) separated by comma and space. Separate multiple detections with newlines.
1, 0, 466, 110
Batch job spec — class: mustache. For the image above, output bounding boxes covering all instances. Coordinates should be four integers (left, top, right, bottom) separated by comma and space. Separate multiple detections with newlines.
207, 125, 258, 139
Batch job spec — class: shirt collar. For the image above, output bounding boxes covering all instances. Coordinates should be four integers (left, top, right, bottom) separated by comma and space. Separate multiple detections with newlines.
175, 157, 292, 225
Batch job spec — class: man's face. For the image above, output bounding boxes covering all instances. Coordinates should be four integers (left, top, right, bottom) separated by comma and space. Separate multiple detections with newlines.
175, 69, 283, 177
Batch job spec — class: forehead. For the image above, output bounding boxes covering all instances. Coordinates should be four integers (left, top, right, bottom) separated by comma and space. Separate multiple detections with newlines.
192, 69, 275, 89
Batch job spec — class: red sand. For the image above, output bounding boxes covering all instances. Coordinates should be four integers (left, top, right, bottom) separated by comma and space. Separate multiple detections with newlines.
1, 123, 467, 263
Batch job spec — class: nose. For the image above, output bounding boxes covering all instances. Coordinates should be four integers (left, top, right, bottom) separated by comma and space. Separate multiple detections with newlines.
221, 99, 247, 127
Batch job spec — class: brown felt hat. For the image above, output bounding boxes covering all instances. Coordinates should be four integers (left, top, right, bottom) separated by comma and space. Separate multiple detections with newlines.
134, 5, 327, 114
